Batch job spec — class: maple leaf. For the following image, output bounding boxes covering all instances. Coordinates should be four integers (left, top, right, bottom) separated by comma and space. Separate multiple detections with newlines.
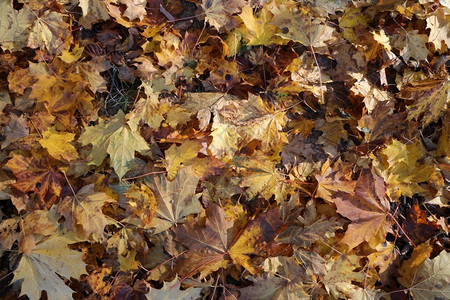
350, 73, 392, 113
57, 184, 116, 242
426, 13, 450, 51
333, 169, 392, 249
272, 7, 335, 49
78, 110, 150, 180
393, 30, 429, 62
146, 275, 202, 300
119, 183, 157, 229
0, 210, 58, 254
276, 199, 341, 248
39, 126, 78, 162
315, 159, 356, 203
282, 54, 331, 98
233, 94, 287, 153
174, 204, 284, 278
372, 139, 435, 198
118, 0, 147, 21
276, 199, 339, 275
322, 255, 365, 299
240, 256, 313, 299
401, 250, 450, 300
146, 166, 201, 233
202, 0, 245, 32
5, 153, 63, 208
78, 58, 112, 94
398, 241, 434, 286
78, 0, 110, 28
398, 76, 450, 126
118, 249, 140, 272
107, 227, 146, 256
162, 140, 202, 180
0, 1, 34, 52
238, 5, 282, 46
27, 10, 71, 55
11, 233, 87, 300
29, 67, 94, 128
357, 100, 407, 142
182, 92, 240, 130
233, 152, 292, 202
127, 93, 164, 130
209, 120, 241, 159
338, 6, 371, 43
367, 242, 398, 273
1, 113, 29, 149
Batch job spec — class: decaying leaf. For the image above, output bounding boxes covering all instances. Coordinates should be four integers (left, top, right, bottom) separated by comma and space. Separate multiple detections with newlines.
57, 184, 116, 241
162, 140, 202, 180
372, 139, 435, 198
402, 250, 450, 300
146, 275, 202, 300
398, 76, 450, 126
11, 233, 87, 300
175, 204, 285, 278
78, 111, 150, 180
6, 153, 63, 208
202, 0, 245, 32
147, 166, 201, 233
333, 169, 392, 249
322, 254, 365, 299
238, 5, 282, 46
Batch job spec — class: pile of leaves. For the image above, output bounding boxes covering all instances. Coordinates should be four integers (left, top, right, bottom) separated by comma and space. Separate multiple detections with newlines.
0, 0, 449, 299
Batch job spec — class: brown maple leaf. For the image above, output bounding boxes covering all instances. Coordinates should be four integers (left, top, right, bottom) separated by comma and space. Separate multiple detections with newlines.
5, 153, 63, 208
333, 169, 392, 249
174, 204, 287, 278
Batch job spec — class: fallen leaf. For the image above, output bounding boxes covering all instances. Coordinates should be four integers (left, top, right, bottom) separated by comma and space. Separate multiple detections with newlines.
238, 5, 282, 46
146, 275, 202, 300
175, 204, 284, 278
6, 153, 63, 208
147, 166, 201, 233
39, 127, 78, 162
322, 255, 365, 299
162, 140, 202, 180
393, 30, 429, 62
398, 76, 450, 126
402, 250, 450, 300
333, 169, 391, 249
78, 111, 150, 180
426, 13, 450, 51
57, 184, 116, 241
202, 0, 244, 32
11, 233, 87, 300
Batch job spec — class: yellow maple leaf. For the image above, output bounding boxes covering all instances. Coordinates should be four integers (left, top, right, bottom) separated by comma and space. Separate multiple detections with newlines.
372, 139, 436, 198
209, 121, 241, 159
234, 151, 292, 202
234, 94, 288, 153
28, 10, 71, 55
78, 111, 150, 180
11, 233, 87, 300
238, 5, 282, 46
272, 6, 335, 49
162, 140, 202, 180
39, 127, 78, 162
